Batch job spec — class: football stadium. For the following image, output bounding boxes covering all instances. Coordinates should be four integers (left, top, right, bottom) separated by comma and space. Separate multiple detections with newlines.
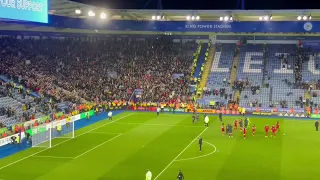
1, 0, 320, 179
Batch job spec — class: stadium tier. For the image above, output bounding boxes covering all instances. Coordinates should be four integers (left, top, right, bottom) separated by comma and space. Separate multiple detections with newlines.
203, 43, 236, 103
237, 44, 265, 86
0, 38, 196, 104
200, 43, 320, 110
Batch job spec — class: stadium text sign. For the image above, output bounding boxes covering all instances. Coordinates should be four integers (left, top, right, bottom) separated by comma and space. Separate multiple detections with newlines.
0, 0, 48, 23
196, 109, 216, 113
185, 24, 232, 29
212, 52, 319, 75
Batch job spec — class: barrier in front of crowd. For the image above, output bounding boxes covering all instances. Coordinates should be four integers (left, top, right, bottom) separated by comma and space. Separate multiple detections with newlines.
311, 114, 320, 119
133, 106, 308, 118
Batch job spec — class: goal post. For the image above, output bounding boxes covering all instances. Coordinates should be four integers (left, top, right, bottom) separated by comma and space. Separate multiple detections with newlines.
31, 119, 75, 148
31, 123, 52, 148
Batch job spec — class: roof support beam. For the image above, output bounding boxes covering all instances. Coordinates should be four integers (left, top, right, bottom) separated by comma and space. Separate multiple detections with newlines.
123, 11, 139, 20
231, 12, 238, 21
163, 13, 172, 21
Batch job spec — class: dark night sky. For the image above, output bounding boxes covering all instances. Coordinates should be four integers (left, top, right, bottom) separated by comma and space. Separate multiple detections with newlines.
73, 0, 320, 10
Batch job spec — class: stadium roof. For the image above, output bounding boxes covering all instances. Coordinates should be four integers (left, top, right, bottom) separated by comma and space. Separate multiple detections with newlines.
50, 0, 320, 21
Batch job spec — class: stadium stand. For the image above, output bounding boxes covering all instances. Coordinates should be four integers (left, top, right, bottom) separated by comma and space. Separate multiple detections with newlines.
0, 37, 196, 106
237, 44, 265, 86
0, 83, 43, 127
203, 43, 236, 103
264, 44, 305, 108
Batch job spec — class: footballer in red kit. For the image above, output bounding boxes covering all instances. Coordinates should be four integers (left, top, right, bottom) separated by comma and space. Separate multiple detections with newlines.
265, 125, 269, 137
222, 123, 225, 135
271, 125, 276, 137
252, 125, 256, 136
276, 121, 280, 132
243, 127, 247, 139
234, 120, 238, 130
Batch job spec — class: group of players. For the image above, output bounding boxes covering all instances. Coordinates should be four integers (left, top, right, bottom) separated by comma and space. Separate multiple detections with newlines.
221, 118, 281, 139
192, 113, 281, 139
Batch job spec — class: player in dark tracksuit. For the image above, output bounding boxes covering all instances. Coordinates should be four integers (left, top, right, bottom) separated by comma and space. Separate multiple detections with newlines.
228, 124, 233, 138
239, 119, 243, 131
196, 114, 199, 123
177, 170, 184, 180
219, 113, 222, 122
198, 137, 203, 152
315, 120, 319, 132
244, 118, 248, 128
192, 115, 196, 124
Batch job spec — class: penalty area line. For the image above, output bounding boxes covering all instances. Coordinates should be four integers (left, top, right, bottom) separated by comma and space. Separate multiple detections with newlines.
154, 127, 208, 180
74, 133, 122, 159
0, 113, 134, 171
33, 155, 75, 159
87, 132, 122, 135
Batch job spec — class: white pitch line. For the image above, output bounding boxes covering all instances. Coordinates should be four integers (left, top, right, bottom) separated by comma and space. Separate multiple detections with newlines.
0, 113, 134, 170
88, 132, 122, 135
174, 141, 217, 162
154, 127, 208, 180
74, 133, 122, 159
33, 155, 75, 159
114, 122, 203, 128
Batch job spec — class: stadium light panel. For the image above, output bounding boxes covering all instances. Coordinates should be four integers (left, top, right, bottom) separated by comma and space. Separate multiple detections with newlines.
264, 16, 268, 20
297, 16, 302, 20
196, 16, 200, 20
219, 17, 223, 21
270, 16, 272, 20
152, 15, 156, 20
75, 9, 81, 14
100, 13, 107, 19
309, 15, 312, 20
156, 15, 161, 20
224, 16, 229, 21
186, 16, 191, 20
191, 16, 195, 20
303, 16, 307, 20
88, 11, 95, 17
259, 16, 262, 20
230, 17, 233, 21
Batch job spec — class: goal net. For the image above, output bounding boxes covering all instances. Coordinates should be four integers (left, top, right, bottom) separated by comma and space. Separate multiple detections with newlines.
31, 119, 75, 148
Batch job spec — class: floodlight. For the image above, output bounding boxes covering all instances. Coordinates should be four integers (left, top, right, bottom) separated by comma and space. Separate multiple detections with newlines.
186, 16, 191, 20
152, 15, 156, 20
75, 9, 81, 14
303, 16, 307, 20
196, 16, 200, 20
100, 13, 106, 19
297, 16, 302, 20
88, 11, 95, 17
219, 17, 223, 21
157, 15, 161, 20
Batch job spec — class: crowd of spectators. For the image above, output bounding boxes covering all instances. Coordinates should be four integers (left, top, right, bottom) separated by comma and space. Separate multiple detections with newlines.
0, 37, 196, 105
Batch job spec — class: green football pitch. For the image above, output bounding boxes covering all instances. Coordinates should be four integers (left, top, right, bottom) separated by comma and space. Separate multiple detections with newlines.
0, 112, 319, 180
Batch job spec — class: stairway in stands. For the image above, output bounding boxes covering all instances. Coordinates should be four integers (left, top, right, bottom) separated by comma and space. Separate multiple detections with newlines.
304, 89, 311, 106
229, 48, 241, 102
198, 46, 216, 98
193, 43, 208, 79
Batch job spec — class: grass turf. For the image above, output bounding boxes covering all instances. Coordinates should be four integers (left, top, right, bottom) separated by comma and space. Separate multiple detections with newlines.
0, 112, 319, 180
